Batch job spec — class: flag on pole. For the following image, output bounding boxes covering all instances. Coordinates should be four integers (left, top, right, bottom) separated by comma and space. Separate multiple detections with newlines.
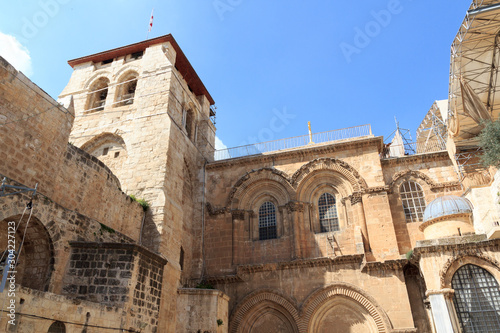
148, 9, 154, 32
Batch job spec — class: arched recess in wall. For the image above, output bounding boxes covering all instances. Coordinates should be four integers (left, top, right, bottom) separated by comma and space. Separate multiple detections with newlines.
85, 76, 110, 112
294, 158, 367, 233
227, 168, 295, 240
114, 70, 139, 106
301, 283, 392, 333
80, 132, 128, 178
440, 254, 500, 289
229, 290, 300, 333
0, 214, 55, 292
227, 168, 295, 209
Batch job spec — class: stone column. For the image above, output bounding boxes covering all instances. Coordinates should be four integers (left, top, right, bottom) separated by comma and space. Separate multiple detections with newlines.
231, 210, 245, 265
352, 192, 370, 252
426, 289, 459, 333
287, 201, 305, 260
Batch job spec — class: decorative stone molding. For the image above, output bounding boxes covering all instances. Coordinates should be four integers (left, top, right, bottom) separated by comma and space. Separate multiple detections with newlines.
230, 289, 300, 333
439, 252, 500, 288
350, 192, 363, 205
206, 136, 383, 170
291, 157, 368, 191
203, 275, 243, 285
231, 209, 246, 221
361, 259, 407, 272
206, 202, 228, 216
225, 167, 294, 208
389, 169, 460, 193
300, 283, 392, 333
286, 201, 305, 213
236, 255, 364, 276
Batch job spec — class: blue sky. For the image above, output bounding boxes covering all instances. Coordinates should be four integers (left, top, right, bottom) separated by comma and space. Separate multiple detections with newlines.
0, 1, 471, 149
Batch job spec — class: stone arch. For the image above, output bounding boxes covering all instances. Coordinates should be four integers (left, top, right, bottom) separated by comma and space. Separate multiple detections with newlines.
301, 283, 392, 333
389, 170, 438, 191
0, 212, 55, 292
230, 290, 300, 333
291, 158, 367, 193
114, 69, 139, 106
80, 132, 128, 178
227, 167, 295, 209
440, 253, 500, 289
85, 74, 111, 112
83, 70, 112, 90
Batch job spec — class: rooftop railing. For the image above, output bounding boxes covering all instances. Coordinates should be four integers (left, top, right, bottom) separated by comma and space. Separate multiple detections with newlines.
381, 140, 446, 159
214, 124, 372, 161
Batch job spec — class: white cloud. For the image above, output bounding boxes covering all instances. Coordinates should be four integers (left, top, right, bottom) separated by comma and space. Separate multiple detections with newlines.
215, 136, 228, 150
0, 32, 33, 77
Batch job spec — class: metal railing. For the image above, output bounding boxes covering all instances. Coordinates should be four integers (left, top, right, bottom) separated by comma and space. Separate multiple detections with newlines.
381, 140, 446, 159
214, 124, 372, 160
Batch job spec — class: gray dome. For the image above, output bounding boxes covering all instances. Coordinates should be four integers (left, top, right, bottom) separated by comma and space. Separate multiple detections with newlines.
423, 195, 473, 222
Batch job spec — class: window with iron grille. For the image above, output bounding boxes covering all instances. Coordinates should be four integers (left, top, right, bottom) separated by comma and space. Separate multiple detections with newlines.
400, 181, 426, 222
259, 201, 277, 240
452, 264, 500, 332
318, 193, 339, 232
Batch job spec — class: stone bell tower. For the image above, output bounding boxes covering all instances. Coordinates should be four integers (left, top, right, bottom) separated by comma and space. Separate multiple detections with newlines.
59, 34, 216, 332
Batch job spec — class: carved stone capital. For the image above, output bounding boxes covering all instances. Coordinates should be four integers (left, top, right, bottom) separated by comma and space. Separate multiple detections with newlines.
286, 201, 305, 213
231, 210, 246, 221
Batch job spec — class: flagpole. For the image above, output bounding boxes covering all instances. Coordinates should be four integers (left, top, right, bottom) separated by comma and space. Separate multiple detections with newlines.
147, 8, 154, 40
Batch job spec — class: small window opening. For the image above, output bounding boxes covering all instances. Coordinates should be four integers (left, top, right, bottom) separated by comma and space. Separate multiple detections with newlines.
259, 202, 277, 240
101, 58, 113, 65
114, 151, 120, 158
102, 147, 109, 156
179, 247, 184, 271
131, 51, 143, 60
188, 85, 193, 93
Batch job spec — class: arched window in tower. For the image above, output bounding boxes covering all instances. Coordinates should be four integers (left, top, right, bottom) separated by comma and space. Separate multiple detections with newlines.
452, 264, 500, 332
318, 193, 339, 232
116, 72, 138, 106
86, 77, 109, 112
184, 109, 194, 140
259, 202, 277, 240
48, 321, 66, 333
400, 181, 426, 222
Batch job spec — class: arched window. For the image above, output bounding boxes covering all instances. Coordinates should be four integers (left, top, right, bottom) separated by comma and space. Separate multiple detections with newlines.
48, 321, 66, 333
400, 181, 426, 222
259, 202, 277, 240
318, 193, 339, 232
86, 77, 109, 112
116, 72, 138, 106
452, 264, 500, 332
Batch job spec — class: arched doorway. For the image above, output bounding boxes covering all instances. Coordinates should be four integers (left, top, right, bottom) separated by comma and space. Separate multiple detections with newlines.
0, 214, 54, 291
452, 264, 500, 332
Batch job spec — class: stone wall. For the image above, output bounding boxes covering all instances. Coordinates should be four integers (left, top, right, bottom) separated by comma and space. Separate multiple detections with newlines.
176, 288, 229, 333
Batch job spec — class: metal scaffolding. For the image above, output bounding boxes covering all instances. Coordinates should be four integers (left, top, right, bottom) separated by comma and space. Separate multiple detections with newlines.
416, 100, 448, 149
448, 1, 500, 186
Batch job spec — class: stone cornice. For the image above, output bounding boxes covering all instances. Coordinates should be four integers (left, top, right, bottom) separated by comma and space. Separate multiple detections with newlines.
418, 213, 472, 232
69, 241, 168, 265
177, 288, 230, 301
206, 136, 383, 170
206, 202, 228, 216
381, 151, 450, 166
413, 234, 498, 256
203, 275, 243, 285
361, 258, 408, 271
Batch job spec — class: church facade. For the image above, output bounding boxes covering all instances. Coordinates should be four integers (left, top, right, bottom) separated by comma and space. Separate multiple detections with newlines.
2, 2, 500, 332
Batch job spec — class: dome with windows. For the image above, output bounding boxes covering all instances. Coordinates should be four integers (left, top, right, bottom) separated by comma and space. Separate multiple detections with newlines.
423, 195, 473, 222
419, 195, 475, 240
